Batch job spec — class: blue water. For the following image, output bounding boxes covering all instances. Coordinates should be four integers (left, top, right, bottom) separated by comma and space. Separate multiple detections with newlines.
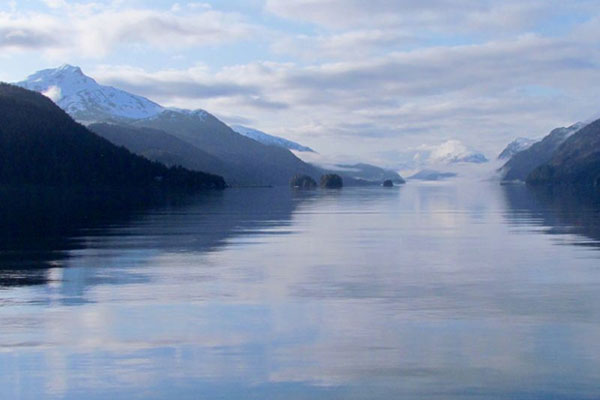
1, 182, 600, 399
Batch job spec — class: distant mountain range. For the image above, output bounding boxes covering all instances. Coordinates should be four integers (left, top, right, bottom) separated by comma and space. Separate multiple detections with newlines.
231, 125, 315, 153
129, 109, 320, 186
408, 170, 458, 181
10, 64, 600, 188
16, 65, 403, 187
16, 65, 321, 186
334, 163, 405, 183
0, 83, 225, 189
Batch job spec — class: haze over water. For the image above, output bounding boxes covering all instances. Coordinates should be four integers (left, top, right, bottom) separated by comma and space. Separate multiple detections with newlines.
1, 182, 600, 400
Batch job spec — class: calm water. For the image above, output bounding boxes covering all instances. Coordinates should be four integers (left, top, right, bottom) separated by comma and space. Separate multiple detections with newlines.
1, 182, 600, 399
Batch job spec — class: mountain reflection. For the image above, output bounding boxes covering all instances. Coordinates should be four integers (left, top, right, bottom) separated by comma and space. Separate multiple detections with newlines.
0, 186, 303, 288
502, 183, 600, 247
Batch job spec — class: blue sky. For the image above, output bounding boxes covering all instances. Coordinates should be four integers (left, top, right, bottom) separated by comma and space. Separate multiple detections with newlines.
2, 0, 600, 167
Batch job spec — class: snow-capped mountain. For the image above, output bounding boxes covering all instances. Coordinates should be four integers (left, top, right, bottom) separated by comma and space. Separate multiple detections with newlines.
500, 122, 586, 182
420, 140, 488, 165
15, 64, 324, 186
498, 137, 537, 160
231, 125, 315, 153
16, 64, 164, 122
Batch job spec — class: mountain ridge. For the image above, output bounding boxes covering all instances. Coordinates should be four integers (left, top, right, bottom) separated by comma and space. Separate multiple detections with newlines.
498, 137, 537, 160
0, 83, 225, 189
500, 122, 585, 182
17, 64, 164, 122
231, 125, 315, 153
15, 65, 322, 186
527, 119, 600, 186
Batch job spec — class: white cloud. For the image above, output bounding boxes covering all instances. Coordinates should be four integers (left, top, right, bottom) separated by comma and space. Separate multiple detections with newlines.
42, 0, 68, 9
42, 85, 62, 102
91, 27, 600, 166
0, 5, 258, 57
264, 0, 592, 34
271, 29, 416, 61
5, 0, 600, 167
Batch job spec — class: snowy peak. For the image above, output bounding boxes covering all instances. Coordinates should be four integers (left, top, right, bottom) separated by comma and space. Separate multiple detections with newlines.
22, 64, 95, 96
16, 64, 164, 122
498, 137, 537, 160
424, 140, 488, 165
52, 64, 85, 76
231, 125, 315, 153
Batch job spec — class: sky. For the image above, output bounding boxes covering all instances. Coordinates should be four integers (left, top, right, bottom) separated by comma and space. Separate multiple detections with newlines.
2, 0, 600, 168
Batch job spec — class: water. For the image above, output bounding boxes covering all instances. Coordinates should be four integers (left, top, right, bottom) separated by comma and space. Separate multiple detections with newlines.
1, 182, 600, 399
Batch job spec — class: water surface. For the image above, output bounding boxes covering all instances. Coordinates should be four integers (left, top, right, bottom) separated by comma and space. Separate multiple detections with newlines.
1, 183, 600, 399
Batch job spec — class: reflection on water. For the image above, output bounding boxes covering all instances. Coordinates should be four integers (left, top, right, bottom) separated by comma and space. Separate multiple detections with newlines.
0, 186, 197, 287
503, 183, 600, 247
0, 187, 302, 289
1, 183, 600, 399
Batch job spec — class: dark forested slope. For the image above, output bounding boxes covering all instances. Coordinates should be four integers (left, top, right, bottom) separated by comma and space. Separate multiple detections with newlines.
527, 119, 600, 186
0, 84, 225, 189
500, 124, 583, 182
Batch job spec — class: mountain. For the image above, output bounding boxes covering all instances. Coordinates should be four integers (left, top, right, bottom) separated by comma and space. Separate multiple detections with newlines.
0, 83, 225, 189
408, 170, 458, 181
231, 125, 315, 153
132, 109, 321, 186
16, 65, 321, 186
88, 123, 234, 178
16, 64, 164, 122
498, 137, 537, 160
527, 119, 600, 186
427, 140, 488, 164
408, 140, 488, 169
500, 122, 584, 182
334, 163, 405, 183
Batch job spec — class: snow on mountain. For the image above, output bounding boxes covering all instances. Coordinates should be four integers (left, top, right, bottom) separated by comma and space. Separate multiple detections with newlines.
165, 108, 209, 120
422, 140, 488, 165
498, 137, 537, 160
231, 125, 315, 153
16, 64, 164, 122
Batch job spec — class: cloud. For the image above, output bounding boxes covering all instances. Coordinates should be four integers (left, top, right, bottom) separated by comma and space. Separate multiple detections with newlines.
42, 85, 62, 102
264, 0, 593, 33
81, 9, 255, 54
0, 5, 258, 57
95, 65, 259, 99
271, 29, 416, 61
92, 64, 289, 110
0, 27, 60, 49
0, 12, 68, 51
5, 1, 600, 168
89, 26, 600, 165
42, 0, 68, 9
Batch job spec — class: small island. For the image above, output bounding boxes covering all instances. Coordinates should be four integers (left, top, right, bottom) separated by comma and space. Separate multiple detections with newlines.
320, 174, 343, 188
290, 174, 317, 189
383, 180, 394, 187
